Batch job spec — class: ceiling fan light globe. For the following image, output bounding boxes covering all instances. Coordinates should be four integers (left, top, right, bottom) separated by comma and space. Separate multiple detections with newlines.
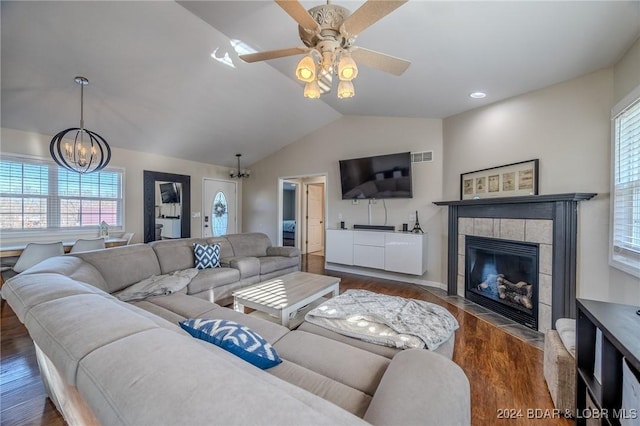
337, 80, 355, 99
304, 80, 321, 99
338, 55, 358, 81
295, 55, 316, 83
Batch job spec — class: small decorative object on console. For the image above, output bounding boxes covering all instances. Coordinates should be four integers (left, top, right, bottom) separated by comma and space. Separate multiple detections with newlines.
412, 210, 424, 233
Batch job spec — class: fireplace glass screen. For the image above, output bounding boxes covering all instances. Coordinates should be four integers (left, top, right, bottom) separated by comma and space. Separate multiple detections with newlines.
465, 236, 539, 329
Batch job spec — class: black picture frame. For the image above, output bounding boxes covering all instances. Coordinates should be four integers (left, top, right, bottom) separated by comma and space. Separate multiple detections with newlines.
460, 159, 539, 200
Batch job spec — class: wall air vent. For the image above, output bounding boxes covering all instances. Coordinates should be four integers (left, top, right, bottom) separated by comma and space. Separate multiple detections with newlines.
411, 151, 433, 163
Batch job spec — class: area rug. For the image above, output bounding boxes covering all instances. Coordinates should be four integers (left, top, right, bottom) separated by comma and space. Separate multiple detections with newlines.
305, 289, 459, 350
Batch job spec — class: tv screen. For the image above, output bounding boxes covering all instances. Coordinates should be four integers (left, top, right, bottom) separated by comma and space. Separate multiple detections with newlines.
339, 152, 413, 199
160, 183, 180, 204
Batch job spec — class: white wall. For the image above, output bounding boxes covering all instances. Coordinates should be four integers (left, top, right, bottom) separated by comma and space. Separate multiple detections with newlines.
443, 68, 639, 305
614, 37, 640, 104
0, 127, 236, 245
244, 116, 445, 283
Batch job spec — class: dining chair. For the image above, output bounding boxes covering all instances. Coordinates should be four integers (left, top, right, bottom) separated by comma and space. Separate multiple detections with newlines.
70, 238, 106, 253
13, 242, 65, 273
122, 232, 135, 245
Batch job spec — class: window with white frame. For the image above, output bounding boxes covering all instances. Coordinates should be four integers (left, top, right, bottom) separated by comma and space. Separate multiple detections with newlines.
0, 155, 123, 232
611, 86, 640, 277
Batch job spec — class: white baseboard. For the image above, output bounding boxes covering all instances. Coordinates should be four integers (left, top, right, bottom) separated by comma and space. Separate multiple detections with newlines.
324, 262, 447, 291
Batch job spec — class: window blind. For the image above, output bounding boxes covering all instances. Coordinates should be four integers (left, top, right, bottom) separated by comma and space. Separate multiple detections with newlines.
0, 155, 123, 232
612, 95, 640, 276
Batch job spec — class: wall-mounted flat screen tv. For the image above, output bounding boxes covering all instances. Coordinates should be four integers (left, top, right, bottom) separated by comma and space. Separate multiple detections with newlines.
160, 182, 180, 204
339, 152, 413, 199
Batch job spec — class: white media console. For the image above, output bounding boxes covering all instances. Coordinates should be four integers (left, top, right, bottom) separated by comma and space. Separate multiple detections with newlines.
325, 229, 428, 276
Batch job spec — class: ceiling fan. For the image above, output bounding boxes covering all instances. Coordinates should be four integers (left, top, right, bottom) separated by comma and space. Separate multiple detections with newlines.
239, 0, 411, 99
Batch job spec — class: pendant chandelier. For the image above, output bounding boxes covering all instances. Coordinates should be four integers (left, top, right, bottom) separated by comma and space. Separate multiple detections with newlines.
50, 76, 111, 174
229, 154, 250, 179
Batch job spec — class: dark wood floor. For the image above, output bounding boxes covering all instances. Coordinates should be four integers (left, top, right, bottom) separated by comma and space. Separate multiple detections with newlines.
1, 254, 570, 425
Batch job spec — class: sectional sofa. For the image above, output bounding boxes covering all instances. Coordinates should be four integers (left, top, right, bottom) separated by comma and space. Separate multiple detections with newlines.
2, 233, 471, 425
149, 232, 301, 306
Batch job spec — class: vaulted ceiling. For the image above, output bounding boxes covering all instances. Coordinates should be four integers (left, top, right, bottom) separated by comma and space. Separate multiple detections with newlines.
2, 1, 639, 168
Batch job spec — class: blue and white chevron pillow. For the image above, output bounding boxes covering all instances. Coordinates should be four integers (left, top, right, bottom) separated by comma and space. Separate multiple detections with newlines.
179, 319, 282, 369
193, 243, 220, 269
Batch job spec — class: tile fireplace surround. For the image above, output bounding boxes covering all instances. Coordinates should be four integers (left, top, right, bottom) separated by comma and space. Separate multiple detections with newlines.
435, 193, 596, 332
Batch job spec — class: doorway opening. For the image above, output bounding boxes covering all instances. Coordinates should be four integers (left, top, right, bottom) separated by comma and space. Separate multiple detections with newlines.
278, 174, 327, 256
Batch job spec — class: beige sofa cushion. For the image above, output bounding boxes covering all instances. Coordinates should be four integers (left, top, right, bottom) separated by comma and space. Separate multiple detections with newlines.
71, 244, 162, 293
225, 232, 272, 257
76, 328, 367, 426
274, 330, 389, 396
187, 267, 240, 294
364, 349, 471, 425
269, 360, 372, 417
2, 271, 109, 322
259, 255, 299, 275
149, 238, 206, 274
133, 293, 290, 345
17, 255, 108, 290
24, 292, 161, 385
221, 256, 260, 279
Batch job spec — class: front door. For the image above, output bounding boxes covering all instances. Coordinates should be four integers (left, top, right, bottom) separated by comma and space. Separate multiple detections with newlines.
203, 178, 237, 237
306, 183, 324, 254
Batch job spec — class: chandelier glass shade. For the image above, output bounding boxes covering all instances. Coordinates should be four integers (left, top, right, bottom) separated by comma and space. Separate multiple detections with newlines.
295, 50, 359, 99
337, 80, 355, 99
49, 76, 111, 174
304, 80, 321, 99
338, 54, 358, 81
295, 55, 316, 83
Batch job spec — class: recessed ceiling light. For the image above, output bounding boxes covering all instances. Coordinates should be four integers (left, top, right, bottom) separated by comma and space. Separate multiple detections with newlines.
470, 92, 487, 99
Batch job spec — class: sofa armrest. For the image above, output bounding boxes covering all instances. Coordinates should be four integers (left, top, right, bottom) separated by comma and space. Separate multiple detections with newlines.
543, 330, 575, 415
266, 246, 300, 257
221, 256, 260, 279
364, 349, 470, 426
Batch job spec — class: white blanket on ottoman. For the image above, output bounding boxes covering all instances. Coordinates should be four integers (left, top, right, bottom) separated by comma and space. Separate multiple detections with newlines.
305, 289, 459, 350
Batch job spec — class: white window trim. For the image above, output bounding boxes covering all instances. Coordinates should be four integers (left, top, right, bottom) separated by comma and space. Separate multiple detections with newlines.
0, 152, 126, 243
609, 83, 640, 278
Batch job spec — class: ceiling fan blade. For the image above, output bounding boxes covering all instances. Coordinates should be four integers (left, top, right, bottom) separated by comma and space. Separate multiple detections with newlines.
275, 0, 320, 32
240, 47, 308, 63
350, 47, 411, 76
343, 1, 408, 36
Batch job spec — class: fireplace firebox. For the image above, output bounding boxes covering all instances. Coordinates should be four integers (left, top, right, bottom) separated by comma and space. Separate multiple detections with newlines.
465, 236, 539, 330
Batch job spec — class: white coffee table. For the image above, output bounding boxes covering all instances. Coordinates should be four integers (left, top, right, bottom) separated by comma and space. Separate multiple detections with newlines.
233, 271, 340, 329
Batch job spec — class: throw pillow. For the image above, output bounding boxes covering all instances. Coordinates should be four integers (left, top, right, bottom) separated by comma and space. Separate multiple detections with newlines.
179, 319, 282, 369
193, 243, 220, 269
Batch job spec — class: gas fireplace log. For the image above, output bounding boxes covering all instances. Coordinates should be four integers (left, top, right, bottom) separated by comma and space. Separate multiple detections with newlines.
497, 276, 533, 297
496, 276, 533, 309
478, 274, 504, 291
501, 292, 533, 310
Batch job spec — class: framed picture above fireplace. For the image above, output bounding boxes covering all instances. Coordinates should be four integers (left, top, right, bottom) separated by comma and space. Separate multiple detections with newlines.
460, 159, 539, 200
